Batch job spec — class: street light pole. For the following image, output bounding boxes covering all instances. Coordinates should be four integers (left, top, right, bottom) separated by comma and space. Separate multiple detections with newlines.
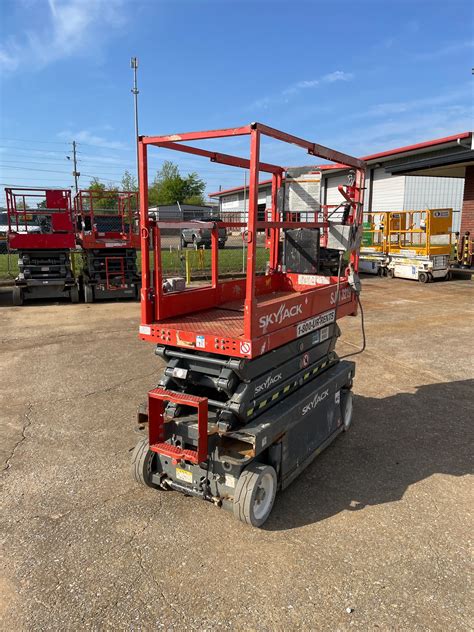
130, 57, 140, 184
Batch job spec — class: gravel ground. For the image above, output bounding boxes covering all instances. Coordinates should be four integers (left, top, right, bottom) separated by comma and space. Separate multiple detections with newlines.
1, 276, 472, 631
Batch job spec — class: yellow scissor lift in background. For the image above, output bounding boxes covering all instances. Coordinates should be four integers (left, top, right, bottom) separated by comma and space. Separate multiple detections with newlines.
360, 209, 453, 282
386, 209, 452, 283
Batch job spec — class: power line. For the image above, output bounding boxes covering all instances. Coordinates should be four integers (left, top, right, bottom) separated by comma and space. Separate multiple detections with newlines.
0, 137, 69, 145
0, 145, 69, 155
0, 164, 73, 175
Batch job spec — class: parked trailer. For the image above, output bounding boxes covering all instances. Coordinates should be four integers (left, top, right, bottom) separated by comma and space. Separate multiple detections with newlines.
74, 190, 140, 301
131, 122, 366, 527
6, 188, 77, 305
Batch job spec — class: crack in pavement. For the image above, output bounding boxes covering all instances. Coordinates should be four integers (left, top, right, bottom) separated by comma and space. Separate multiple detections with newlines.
130, 505, 197, 629
1, 371, 157, 474
2, 403, 33, 476
5, 370, 158, 411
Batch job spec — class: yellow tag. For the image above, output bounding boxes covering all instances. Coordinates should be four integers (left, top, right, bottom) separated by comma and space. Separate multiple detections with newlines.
175, 467, 193, 484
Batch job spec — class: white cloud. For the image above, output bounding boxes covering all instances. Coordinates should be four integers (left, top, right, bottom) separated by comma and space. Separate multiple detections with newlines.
0, 0, 126, 73
327, 105, 473, 157
353, 85, 473, 119
414, 40, 474, 61
251, 70, 354, 109
57, 129, 127, 150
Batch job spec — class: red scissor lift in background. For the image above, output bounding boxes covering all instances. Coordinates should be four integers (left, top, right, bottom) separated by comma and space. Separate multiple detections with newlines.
132, 122, 366, 526
74, 190, 140, 302
6, 188, 78, 305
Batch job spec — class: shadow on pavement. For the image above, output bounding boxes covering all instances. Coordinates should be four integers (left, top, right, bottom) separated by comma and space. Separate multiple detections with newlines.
265, 379, 473, 531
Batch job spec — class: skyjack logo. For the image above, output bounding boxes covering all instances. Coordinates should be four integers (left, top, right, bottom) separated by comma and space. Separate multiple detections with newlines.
259, 303, 303, 331
302, 389, 329, 416
254, 373, 283, 395
330, 287, 352, 305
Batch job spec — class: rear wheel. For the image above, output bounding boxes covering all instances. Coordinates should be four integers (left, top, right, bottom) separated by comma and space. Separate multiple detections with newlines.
12, 286, 23, 306
192, 236, 199, 250
84, 283, 95, 303
233, 462, 277, 527
70, 284, 79, 303
131, 437, 157, 488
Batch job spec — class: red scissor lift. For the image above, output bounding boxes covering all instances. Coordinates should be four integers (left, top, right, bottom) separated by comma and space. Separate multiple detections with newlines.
6, 188, 78, 305
132, 123, 366, 526
74, 190, 140, 302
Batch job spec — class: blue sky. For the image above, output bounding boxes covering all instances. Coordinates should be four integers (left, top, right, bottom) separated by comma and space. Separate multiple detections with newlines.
0, 0, 472, 204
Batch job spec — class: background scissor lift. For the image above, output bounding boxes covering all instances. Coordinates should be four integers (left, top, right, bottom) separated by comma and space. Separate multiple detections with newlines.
74, 189, 140, 302
6, 187, 77, 305
132, 122, 366, 526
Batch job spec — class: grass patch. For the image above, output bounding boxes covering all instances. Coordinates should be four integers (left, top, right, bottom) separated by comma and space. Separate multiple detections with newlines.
0, 247, 269, 280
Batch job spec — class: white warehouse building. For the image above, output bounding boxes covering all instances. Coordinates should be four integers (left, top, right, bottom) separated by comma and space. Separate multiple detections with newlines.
210, 132, 469, 232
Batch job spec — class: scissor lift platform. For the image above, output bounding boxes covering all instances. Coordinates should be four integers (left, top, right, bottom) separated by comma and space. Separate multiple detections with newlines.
132, 122, 366, 526
140, 283, 354, 360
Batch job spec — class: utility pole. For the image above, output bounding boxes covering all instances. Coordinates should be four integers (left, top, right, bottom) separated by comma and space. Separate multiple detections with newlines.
130, 57, 140, 183
67, 141, 80, 194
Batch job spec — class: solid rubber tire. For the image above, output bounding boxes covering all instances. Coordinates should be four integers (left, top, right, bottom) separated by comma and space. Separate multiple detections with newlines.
70, 285, 79, 303
233, 462, 277, 527
12, 286, 23, 306
84, 283, 94, 303
418, 272, 428, 284
131, 437, 157, 488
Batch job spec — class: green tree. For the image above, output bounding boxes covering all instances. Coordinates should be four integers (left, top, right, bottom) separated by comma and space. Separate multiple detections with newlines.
121, 170, 138, 192
88, 178, 119, 211
148, 160, 206, 206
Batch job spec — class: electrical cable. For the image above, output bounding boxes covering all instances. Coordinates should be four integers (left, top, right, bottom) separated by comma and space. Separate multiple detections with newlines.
339, 294, 366, 359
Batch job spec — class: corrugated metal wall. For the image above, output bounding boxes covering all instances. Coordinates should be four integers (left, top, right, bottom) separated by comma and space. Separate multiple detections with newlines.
371, 168, 405, 211
325, 174, 348, 221
220, 187, 271, 221
404, 176, 464, 232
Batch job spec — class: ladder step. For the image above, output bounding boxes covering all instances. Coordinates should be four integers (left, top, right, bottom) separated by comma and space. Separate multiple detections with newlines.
150, 442, 199, 464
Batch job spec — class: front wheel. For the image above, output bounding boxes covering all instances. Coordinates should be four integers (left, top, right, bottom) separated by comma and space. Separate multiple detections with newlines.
180, 236, 187, 249
233, 462, 277, 527
418, 271, 429, 284
131, 437, 157, 488
70, 284, 79, 303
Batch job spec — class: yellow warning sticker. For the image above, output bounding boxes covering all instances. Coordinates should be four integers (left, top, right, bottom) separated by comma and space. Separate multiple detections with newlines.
175, 467, 193, 484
